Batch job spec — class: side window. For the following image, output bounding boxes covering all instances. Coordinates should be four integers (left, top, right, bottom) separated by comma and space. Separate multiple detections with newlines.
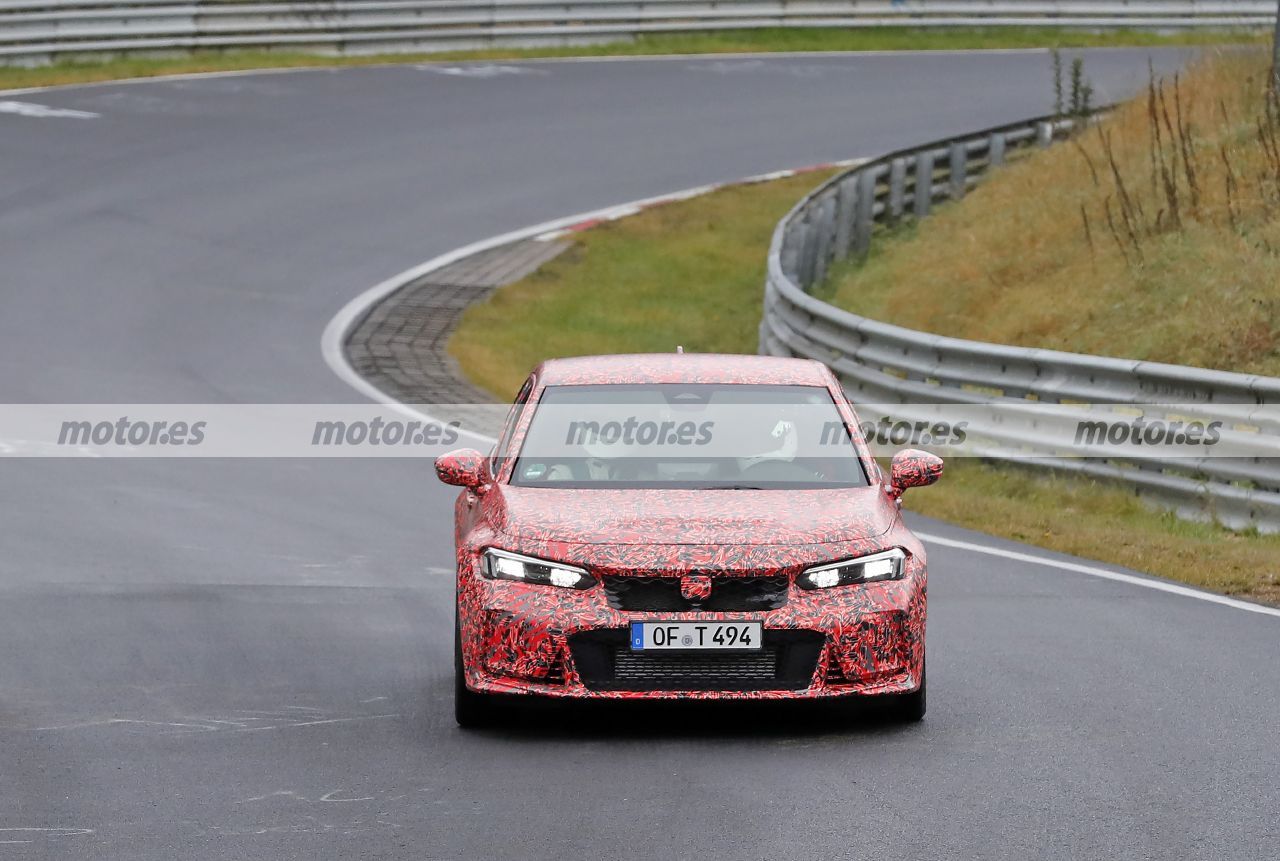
491, 375, 534, 476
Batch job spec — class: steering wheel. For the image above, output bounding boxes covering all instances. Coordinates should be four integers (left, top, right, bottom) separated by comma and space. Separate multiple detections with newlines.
738, 459, 822, 483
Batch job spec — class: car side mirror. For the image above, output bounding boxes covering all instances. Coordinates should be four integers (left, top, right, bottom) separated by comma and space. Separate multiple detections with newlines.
889, 449, 943, 498
435, 448, 491, 490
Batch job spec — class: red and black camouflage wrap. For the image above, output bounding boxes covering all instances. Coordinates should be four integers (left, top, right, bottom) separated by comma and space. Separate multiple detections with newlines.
435, 448, 487, 487
888, 449, 945, 499
441, 354, 935, 701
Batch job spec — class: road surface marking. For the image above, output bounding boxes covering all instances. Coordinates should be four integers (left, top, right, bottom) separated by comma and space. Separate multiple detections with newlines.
0, 100, 99, 119
423, 64, 543, 77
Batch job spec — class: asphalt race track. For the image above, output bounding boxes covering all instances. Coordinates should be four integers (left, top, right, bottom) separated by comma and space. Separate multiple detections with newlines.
2, 49, 1278, 860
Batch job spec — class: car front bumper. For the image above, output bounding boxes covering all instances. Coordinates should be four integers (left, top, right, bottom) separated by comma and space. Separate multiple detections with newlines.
458, 555, 926, 701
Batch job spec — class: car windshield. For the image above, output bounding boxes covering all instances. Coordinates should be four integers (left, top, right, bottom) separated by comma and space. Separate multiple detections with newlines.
508, 383, 869, 489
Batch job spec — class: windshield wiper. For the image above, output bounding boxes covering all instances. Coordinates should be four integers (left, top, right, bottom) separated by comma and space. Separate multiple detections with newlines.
701, 484, 765, 490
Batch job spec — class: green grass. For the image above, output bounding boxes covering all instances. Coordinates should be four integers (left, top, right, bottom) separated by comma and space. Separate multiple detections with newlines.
908, 460, 1280, 602
449, 167, 1280, 605
451, 170, 832, 399
1, 27, 1264, 91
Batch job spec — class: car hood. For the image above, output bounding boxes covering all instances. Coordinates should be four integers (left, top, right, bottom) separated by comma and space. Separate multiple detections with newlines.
489, 486, 896, 546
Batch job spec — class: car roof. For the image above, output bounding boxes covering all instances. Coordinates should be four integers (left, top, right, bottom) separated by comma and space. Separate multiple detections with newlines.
531, 353, 834, 388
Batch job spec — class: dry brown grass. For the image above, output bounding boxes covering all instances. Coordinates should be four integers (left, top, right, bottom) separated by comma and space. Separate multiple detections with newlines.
824, 47, 1280, 376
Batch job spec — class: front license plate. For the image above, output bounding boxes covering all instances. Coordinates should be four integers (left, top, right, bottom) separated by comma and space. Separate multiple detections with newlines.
629, 621, 762, 651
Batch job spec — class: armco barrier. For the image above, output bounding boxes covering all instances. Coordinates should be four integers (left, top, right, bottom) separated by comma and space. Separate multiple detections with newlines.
758, 113, 1280, 532
0, 1, 1274, 65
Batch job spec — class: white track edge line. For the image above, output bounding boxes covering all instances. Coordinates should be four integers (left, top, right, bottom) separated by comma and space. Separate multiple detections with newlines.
0, 64, 319, 98
321, 164, 1278, 621
916, 531, 1280, 619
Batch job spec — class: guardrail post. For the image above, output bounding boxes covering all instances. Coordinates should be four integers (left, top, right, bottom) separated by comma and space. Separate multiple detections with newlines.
812, 196, 836, 286
798, 218, 819, 288
1037, 121, 1054, 147
780, 224, 803, 283
852, 169, 876, 259
988, 132, 1006, 167
913, 151, 933, 219
834, 175, 857, 258
887, 158, 906, 224
949, 142, 966, 199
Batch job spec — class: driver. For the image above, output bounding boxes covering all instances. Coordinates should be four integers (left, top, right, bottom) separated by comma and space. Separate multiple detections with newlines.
736, 419, 798, 471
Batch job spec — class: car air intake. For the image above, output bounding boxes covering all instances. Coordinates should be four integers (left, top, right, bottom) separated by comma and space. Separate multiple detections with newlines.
613, 650, 779, 683
602, 575, 789, 612
569, 629, 824, 692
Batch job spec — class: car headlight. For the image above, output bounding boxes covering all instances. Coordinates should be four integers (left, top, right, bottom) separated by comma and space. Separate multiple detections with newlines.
481, 548, 594, 590
797, 548, 906, 589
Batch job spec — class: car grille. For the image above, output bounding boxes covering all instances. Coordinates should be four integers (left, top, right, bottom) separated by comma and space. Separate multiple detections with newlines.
602, 575, 789, 612
569, 629, 824, 692
614, 650, 779, 683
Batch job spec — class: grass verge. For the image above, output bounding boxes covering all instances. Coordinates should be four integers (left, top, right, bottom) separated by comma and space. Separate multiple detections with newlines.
820, 46, 1280, 375
451, 170, 830, 399
449, 164, 1279, 604
0, 27, 1263, 92
909, 460, 1280, 603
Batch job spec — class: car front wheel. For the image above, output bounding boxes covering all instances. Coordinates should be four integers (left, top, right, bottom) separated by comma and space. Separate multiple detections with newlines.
454, 612, 497, 729
888, 661, 926, 723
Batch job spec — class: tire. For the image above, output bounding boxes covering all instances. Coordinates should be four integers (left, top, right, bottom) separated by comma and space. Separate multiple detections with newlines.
889, 661, 926, 723
454, 612, 497, 729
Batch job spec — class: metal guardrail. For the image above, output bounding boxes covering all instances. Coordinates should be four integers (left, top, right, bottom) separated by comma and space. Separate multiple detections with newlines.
0, 1, 1274, 65
758, 113, 1280, 532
